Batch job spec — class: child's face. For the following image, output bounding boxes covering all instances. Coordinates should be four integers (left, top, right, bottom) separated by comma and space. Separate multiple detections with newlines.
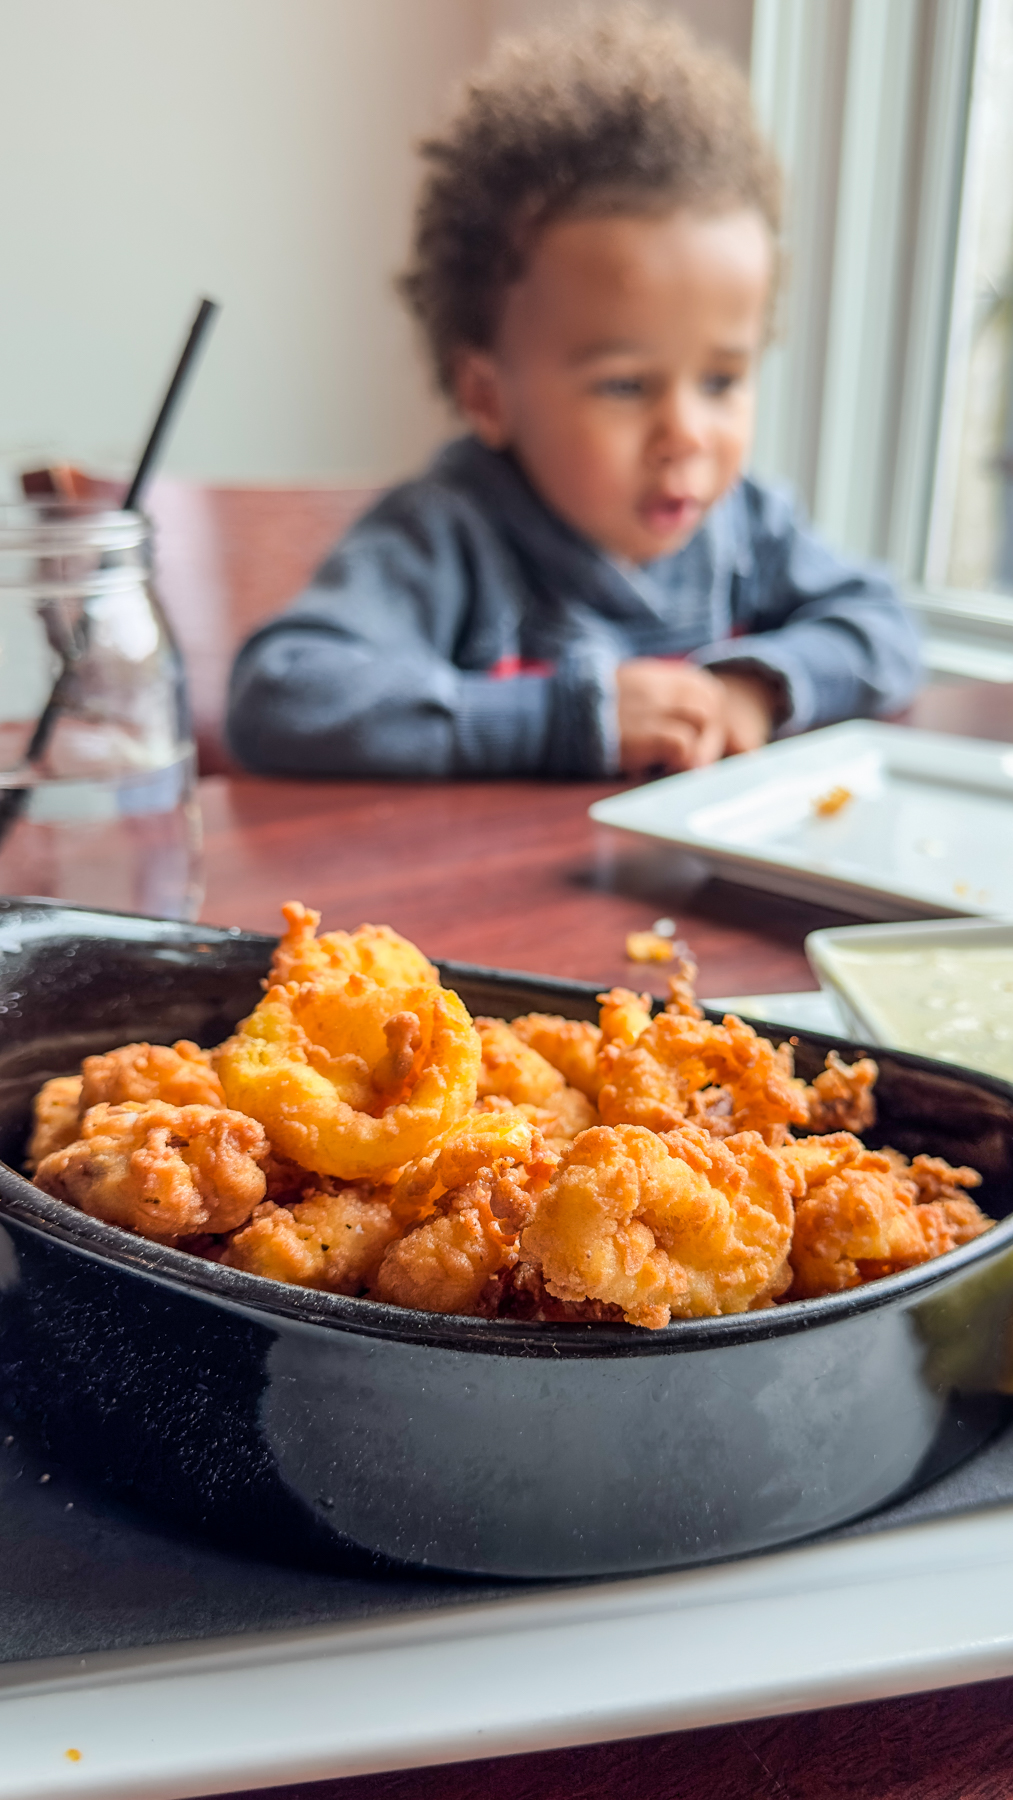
455, 206, 772, 565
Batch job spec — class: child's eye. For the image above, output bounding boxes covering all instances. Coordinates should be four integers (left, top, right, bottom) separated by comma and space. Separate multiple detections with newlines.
701, 372, 740, 398
593, 376, 648, 399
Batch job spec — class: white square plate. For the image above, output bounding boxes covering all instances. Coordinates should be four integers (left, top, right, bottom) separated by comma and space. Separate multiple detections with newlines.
589, 721, 1013, 921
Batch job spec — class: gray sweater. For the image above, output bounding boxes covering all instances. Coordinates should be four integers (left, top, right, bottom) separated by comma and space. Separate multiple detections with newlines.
227, 436, 921, 778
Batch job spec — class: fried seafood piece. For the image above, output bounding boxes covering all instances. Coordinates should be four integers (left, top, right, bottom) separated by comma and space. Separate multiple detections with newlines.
598, 988, 654, 1050
270, 901, 438, 990
474, 1018, 598, 1142
785, 1135, 990, 1298
372, 1108, 556, 1315
25, 1074, 83, 1170
475, 1017, 568, 1106
33, 1101, 268, 1242
509, 990, 652, 1105
799, 1051, 878, 1135
509, 1013, 602, 1100
521, 1123, 794, 1329
517, 1084, 599, 1147
223, 1183, 399, 1293
598, 1011, 809, 1144
388, 1104, 555, 1230
80, 1038, 225, 1112
215, 970, 481, 1181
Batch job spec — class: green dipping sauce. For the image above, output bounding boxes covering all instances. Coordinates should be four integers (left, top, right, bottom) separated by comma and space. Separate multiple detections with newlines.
831, 944, 1013, 1079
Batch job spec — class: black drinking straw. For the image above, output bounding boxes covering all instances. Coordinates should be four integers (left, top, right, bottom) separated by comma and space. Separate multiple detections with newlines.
0, 297, 221, 849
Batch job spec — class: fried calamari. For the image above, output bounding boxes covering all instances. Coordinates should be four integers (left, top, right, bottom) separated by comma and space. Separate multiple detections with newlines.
522, 1123, 794, 1328
26, 906, 993, 1327
25, 1040, 224, 1172
783, 1133, 990, 1298
475, 1017, 598, 1144
223, 1183, 399, 1293
598, 1009, 809, 1143
216, 971, 481, 1180
270, 901, 438, 990
81, 1039, 225, 1112
25, 1074, 84, 1170
34, 1100, 268, 1242
372, 1108, 555, 1314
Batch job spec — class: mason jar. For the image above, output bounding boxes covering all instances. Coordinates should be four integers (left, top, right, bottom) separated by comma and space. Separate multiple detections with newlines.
0, 502, 203, 920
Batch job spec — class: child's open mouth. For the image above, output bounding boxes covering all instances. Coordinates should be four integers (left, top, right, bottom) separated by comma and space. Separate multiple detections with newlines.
638, 494, 703, 539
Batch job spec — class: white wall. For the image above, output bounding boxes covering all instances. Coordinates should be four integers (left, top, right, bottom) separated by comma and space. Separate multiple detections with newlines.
0, 0, 751, 485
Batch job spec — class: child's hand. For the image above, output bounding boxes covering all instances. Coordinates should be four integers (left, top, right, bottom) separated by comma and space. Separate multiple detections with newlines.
616, 659, 730, 775
711, 670, 776, 755
616, 660, 777, 776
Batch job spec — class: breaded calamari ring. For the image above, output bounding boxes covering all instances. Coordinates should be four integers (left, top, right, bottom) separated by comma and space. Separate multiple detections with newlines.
223, 1184, 399, 1293
216, 972, 481, 1180
521, 1123, 794, 1328
80, 1039, 224, 1112
25, 1074, 83, 1170
270, 902, 438, 990
33, 1100, 268, 1241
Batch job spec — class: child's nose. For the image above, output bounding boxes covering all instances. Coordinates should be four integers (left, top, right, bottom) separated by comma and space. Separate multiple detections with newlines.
652, 384, 708, 459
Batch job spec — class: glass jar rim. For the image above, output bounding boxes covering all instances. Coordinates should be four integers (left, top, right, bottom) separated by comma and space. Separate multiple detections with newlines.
0, 500, 148, 552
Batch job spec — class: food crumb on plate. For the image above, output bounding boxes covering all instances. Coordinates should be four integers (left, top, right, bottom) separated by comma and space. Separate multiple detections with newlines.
64, 1749, 81, 1763
812, 784, 853, 818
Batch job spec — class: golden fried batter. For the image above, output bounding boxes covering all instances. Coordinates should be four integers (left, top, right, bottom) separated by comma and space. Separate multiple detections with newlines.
223, 1184, 399, 1293
216, 971, 481, 1180
786, 1136, 990, 1298
270, 901, 438, 989
509, 1013, 603, 1099
475, 1017, 567, 1106
389, 1105, 554, 1230
517, 1084, 600, 1146
25, 1074, 83, 1170
372, 1108, 556, 1314
598, 988, 654, 1050
34, 1101, 268, 1242
598, 1011, 808, 1143
801, 1051, 878, 1135
80, 1039, 224, 1112
372, 1179, 517, 1315
522, 1123, 793, 1328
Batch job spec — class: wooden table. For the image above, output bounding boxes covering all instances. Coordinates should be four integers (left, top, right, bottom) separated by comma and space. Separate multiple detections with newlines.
199, 773, 868, 1000
190, 698, 1013, 1800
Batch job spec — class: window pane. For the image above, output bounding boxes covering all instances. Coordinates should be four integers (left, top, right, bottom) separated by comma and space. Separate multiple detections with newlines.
929, 0, 1013, 594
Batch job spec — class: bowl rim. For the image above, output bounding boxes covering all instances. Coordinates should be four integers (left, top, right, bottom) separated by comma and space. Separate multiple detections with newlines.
1, 900, 1011, 1360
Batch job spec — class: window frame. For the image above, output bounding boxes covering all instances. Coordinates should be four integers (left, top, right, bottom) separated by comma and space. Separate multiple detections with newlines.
750, 0, 1013, 677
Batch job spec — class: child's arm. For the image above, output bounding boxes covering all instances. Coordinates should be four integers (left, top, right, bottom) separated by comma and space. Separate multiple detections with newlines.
690, 481, 922, 733
225, 488, 616, 779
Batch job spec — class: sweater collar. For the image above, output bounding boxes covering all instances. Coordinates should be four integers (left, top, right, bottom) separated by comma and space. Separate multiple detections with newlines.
429, 436, 748, 618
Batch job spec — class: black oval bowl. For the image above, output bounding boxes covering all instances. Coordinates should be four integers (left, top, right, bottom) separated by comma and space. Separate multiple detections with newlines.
0, 898, 1012, 1581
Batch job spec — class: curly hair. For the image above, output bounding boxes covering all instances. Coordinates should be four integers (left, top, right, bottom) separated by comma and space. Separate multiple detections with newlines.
399, 5, 782, 396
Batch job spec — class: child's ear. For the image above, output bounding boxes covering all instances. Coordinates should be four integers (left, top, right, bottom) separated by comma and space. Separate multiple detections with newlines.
453, 349, 511, 449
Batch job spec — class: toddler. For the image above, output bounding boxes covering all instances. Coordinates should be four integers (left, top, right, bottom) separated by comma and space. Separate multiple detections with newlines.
228, 8, 920, 780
